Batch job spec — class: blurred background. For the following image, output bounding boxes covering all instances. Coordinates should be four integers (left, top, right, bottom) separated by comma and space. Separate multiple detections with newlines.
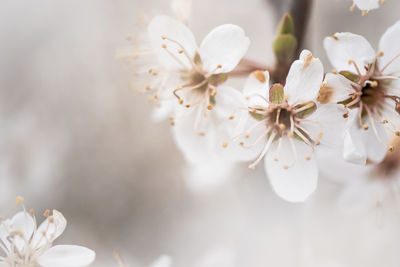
1, 0, 400, 266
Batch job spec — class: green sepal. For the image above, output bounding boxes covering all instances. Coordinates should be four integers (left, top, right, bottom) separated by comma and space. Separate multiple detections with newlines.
295, 101, 317, 118
339, 71, 359, 83
269, 83, 284, 104
193, 52, 202, 67
250, 111, 265, 121
273, 34, 298, 63
209, 73, 228, 86
277, 13, 294, 35
210, 95, 216, 106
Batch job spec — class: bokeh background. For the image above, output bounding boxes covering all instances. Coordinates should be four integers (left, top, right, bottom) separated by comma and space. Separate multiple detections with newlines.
1, 0, 400, 266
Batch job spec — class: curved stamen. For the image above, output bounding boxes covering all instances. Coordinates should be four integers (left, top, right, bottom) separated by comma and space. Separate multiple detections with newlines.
249, 132, 276, 169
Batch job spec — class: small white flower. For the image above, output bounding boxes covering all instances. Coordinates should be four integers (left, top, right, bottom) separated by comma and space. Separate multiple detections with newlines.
0, 199, 95, 267
323, 20, 400, 165
350, 0, 386, 15
144, 15, 251, 164
232, 50, 345, 202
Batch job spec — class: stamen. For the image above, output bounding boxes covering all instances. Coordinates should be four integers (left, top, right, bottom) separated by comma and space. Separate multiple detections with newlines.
248, 132, 276, 169
381, 53, 400, 73
348, 60, 363, 76
161, 35, 198, 70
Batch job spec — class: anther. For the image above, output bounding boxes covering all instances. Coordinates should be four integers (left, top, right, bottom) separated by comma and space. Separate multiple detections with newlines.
382, 119, 388, 124
305, 154, 311, 161
178, 49, 184, 54
170, 121, 175, 126
16, 196, 24, 206
43, 209, 50, 217
273, 157, 278, 162
378, 51, 384, 57
245, 133, 250, 138
278, 123, 286, 131
228, 115, 234, 120
332, 69, 338, 74
206, 104, 213, 111
389, 146, 395, 152
29, 209, 35, 216
239, 141, 244, 146
349, 4, 355, 11
317, 132, 323, 138
222, 142, 228, 148
161, 44, 167, 49
315, 139, 320, 145
185, 104, 191, 108
49, 216, 55, 223
362, 10, 368, 16
343, 113, 348, 118
288, 132, 294, 138
370, 81, 378, 87
179, 99, 184, 105
145, 85, 151, 91
396, 131, 400, 136
282, 165, 289, 170
363, 124, 369, 130
198, 132, 205, 136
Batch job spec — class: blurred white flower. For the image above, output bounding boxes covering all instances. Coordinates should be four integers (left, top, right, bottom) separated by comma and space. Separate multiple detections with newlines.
149, 255, 172, 267
232, 50, 345, 202
350, 0, 385, 15
0, 198, 95, 267
323, 20, 400, 165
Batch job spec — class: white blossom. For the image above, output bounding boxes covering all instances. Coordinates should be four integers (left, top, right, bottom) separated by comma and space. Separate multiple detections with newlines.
350, 0, 386, 15
0, 198, 95, 267
230, 50, 345, 202
323, 20, 400, 165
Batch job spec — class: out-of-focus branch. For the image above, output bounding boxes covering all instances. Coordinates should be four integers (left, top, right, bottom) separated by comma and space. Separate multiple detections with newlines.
267, 0, 313, 54
267, 0, 313, 84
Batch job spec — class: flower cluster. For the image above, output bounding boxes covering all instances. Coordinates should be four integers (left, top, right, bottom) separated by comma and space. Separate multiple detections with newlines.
121, 1, 400, 203
0, 197, 95, 267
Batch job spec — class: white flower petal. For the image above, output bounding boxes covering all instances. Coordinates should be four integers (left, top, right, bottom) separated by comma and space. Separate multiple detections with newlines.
343, 110, 367, 164
3, 211, 35, 253
199, 24, 250, 74
265, 137, 318, 202
172, 107, 218, 164
323, 33, 376, 74
243, 71, 270, 107
32, 210, 67, 249
149, 255, 172, 267
37, 245, 95, 267
319, 73, 354, 104
304, 103, 346, 148
378, 20, 400, 75
363, 119, 388, 163
213, 85, 245, 119
353, 0, 380, 11
284, 50, 324, 105
148, 15, 197, 70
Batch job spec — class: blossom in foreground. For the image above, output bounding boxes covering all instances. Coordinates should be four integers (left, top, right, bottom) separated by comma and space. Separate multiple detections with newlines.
350, 0, 386, 15
232, 50, 345, 202
0, 197, 95, 267
323, 20, 400, 165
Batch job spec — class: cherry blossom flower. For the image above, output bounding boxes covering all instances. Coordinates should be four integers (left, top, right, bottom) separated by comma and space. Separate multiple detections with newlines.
0, 197, 95, 267
350, 0, 386, 15
230, 50, 345, 202
322, 20, 400, 165
140, 15, 251, 164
